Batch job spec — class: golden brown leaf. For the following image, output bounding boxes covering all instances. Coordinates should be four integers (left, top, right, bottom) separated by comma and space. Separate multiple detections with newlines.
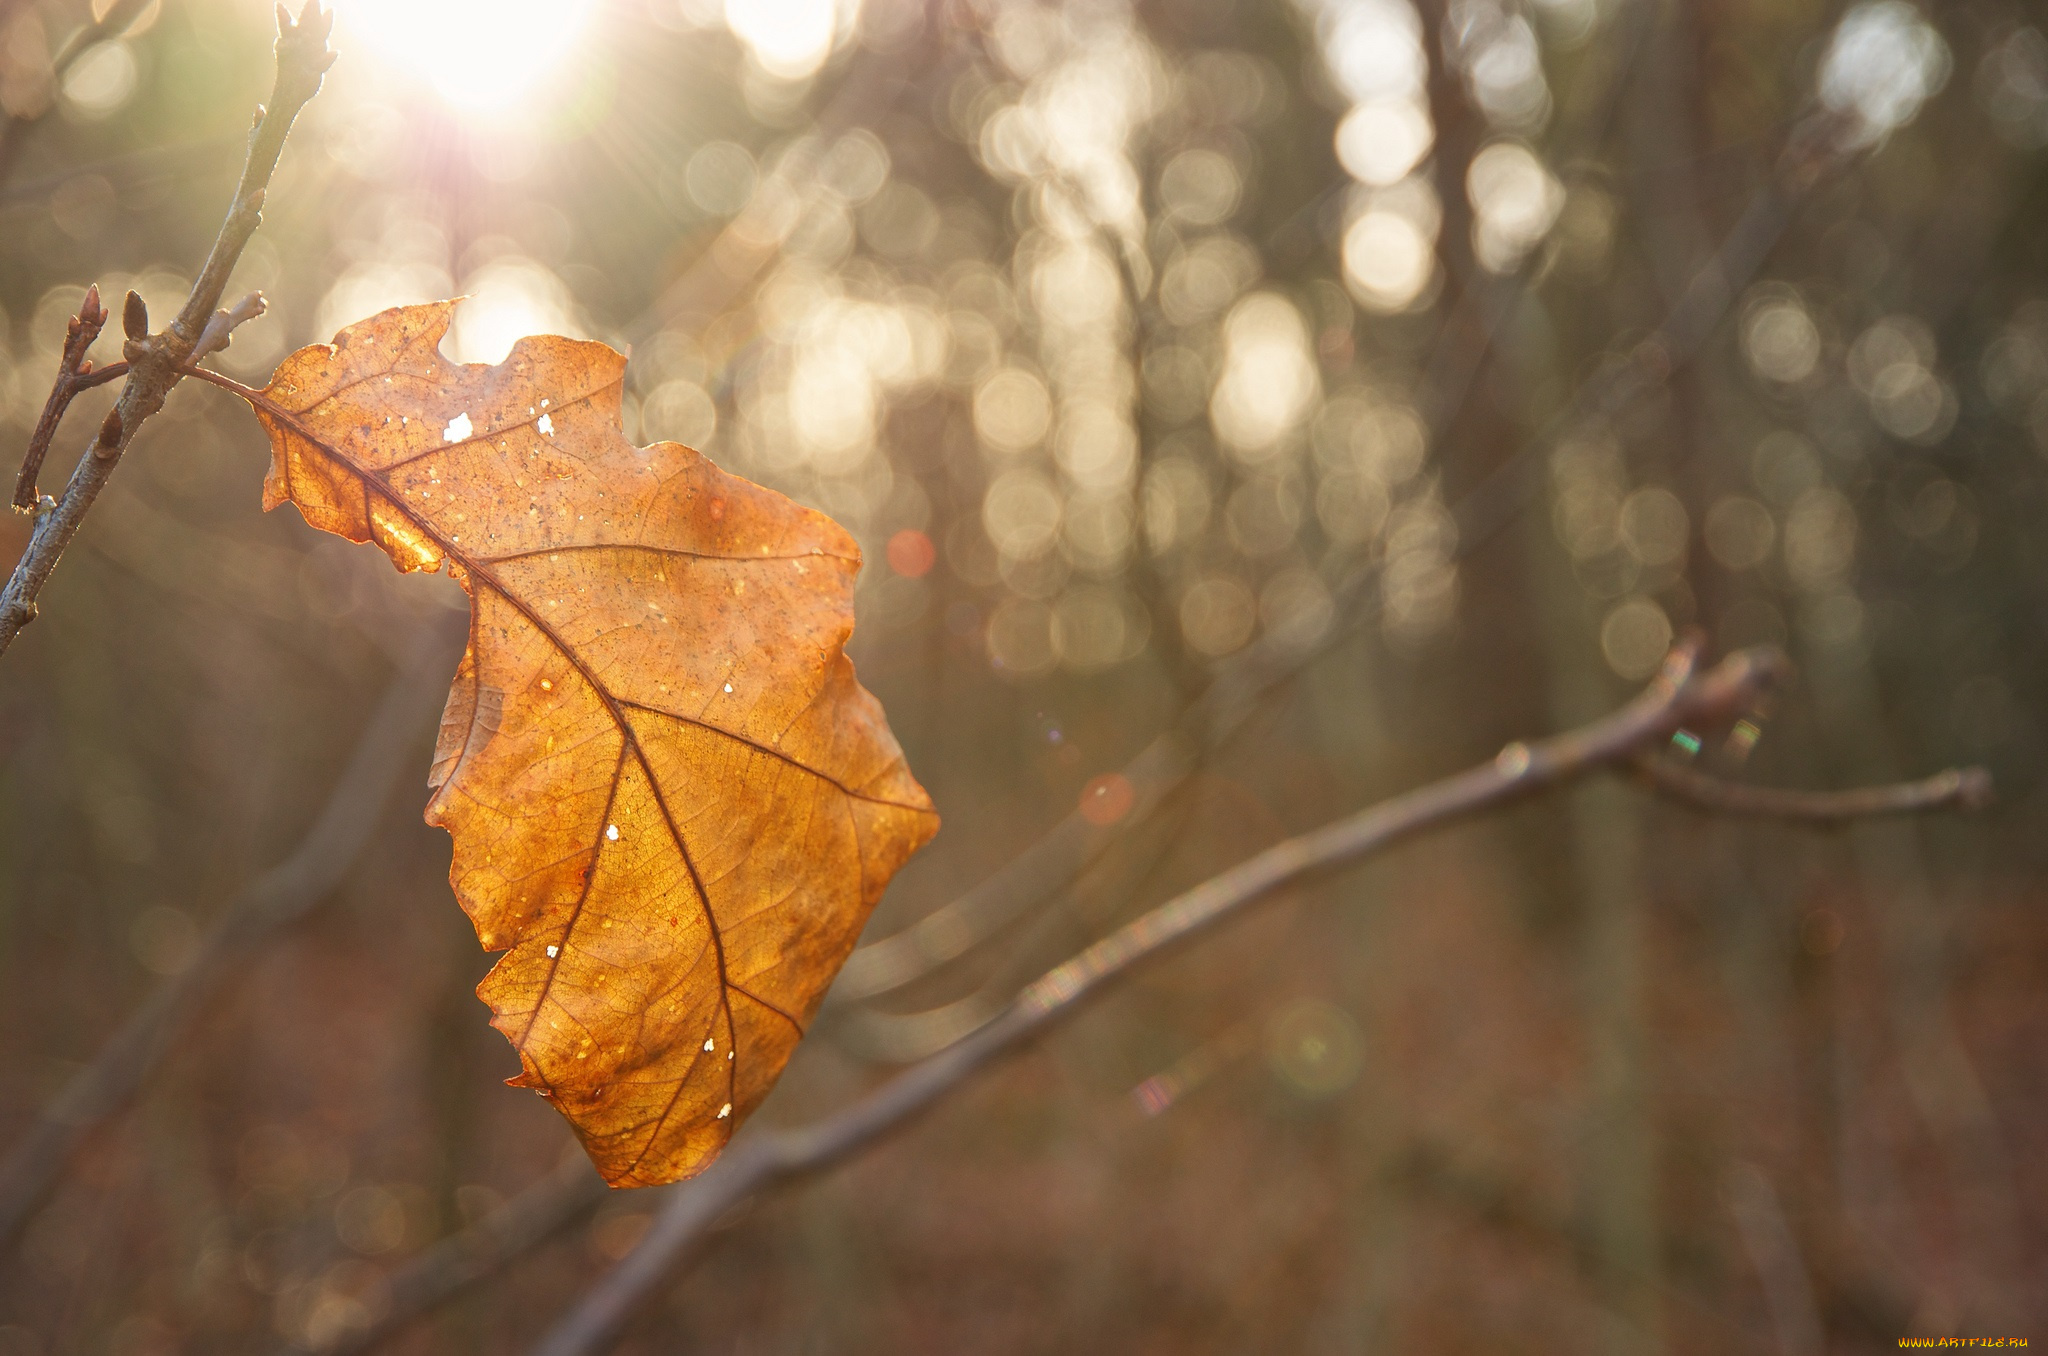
227, 302, 938, 1187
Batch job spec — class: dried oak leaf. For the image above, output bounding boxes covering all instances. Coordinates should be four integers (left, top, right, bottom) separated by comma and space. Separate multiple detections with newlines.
229, 302, 938, 1187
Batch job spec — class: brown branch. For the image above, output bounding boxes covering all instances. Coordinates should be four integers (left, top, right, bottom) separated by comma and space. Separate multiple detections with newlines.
359, 38, 1848, 1352
191, 289, 272, 363
832, 99, 1837, 1013
337, 788, 1200, 1350
304, 1155, 610, 1356
71, 359, 128, 392
4, 288, 257, 510
0, 622, 457, 1251
829, 724, 1200, 1002
11, 284, 108, 510
524, 643, 1808, 1356
0, 2, 333, 659
0, 0, 153, 185
833, 778, 1203, 1064
1635, 757, 1994, 823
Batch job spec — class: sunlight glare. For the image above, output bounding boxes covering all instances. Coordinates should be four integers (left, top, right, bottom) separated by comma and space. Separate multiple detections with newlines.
332, 0, 598, 114
725, 0, 851, 81
447, 258, 582, 365
1819, 1, 1950, 144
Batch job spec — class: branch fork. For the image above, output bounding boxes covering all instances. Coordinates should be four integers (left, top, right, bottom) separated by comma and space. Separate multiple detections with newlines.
11, 284, 108, 511
517, 641, 1991, 1356
0, 2, 332, 655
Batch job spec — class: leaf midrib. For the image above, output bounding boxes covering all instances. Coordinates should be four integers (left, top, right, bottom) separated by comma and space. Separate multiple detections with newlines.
222, 371, 831, 1179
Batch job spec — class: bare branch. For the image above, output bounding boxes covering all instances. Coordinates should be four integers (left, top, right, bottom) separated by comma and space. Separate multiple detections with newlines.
0, 2, 334, 660
320, 34, 1863, 1351
191, 290, 271, 363
0, 621, 457, 1250
0, 0, 154, 185
305, 1155, 609, 1356
830, 728, 1198, 1002
527, 643, 1811, 1356
1636, 757, 1994, 823
834, 787, 1201, 1063
11, 284, 108, 511
831, 101, 1852, 1011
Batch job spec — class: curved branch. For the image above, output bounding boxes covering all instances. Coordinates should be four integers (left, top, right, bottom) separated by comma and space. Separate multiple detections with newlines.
1635, 757, 1994, 823
348, 31, 1854, 1352
833, 780, 1204, 1064
830, 97, 1851, 1011
526, 643, 1805, 1356
306, 1155, 610, 1356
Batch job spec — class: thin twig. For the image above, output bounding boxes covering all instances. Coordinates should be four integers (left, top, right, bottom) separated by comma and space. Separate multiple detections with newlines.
0, 621, 458, 1250
359, 24, 1860, 1345
833, 763, 1206, 1063
192, 290, 272, 363
1636, 757, 1994, 823
526, 643, 1816, 1355
11, 293, 264, 510
831, 96, 1848, 1012
829, 723, 1200, 1001
304, 1155, 610, 1356
0, 0, 153, 185
11, 284, 108, 509
0, 2, 334, 658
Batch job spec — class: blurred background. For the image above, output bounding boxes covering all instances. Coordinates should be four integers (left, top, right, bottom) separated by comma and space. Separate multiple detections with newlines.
0, 0, 2041, 1350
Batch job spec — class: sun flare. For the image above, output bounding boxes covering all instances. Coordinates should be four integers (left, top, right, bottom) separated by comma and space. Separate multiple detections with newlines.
329, 0, 598, 114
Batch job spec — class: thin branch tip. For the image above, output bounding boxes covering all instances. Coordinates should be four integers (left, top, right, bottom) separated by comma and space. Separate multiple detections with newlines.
1670, 627, 1708, 672
1670, 644, 1789, 728
12, 283, 116, 509
0, 0, 330, 658
1636, 756, 1997, 824
1955, 765, 1996, 810
192, 292, 270, 362
277, 0, 338, 77
531, 634, 1997, 1354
